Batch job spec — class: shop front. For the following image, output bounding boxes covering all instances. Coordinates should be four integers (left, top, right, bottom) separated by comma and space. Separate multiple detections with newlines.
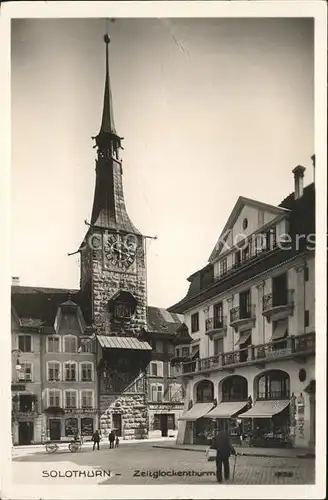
240, 369, 292, 448
203, 401, 249, 445
179, 379, 215, 444
45, 409, 98, 440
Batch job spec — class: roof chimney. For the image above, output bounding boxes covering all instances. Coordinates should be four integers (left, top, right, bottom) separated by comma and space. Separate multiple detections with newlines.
12, 276, 20, 286
292, 165, 306, 200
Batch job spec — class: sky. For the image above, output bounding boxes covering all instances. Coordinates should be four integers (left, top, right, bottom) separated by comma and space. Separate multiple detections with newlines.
11, 17, 314, 309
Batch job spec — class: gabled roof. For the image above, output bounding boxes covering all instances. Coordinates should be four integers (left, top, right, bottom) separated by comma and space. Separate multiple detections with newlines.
208, 196, 289, 263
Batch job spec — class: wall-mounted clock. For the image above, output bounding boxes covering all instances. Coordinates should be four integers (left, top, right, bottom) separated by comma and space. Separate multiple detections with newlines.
104, 233, 138, 270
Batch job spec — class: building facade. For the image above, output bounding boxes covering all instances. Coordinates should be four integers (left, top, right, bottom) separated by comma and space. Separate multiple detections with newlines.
170, 165, 315, 450
11, 35, 184, 445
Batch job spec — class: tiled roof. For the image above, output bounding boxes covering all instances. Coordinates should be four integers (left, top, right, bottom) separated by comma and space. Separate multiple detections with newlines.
97, 335, 152, 350
11, 286, 80, 326
146, 306, 183, 335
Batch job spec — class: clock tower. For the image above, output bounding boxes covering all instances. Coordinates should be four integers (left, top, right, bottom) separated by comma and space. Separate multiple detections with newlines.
80, 34, 147, 337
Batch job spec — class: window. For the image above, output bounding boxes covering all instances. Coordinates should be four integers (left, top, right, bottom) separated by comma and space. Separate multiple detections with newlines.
81, 418, 94, 436
181, 346, 190, 358
150, 384, 163, 402
219, 258, 227, 276
155, 340, 164, 353
234, 250, 241, 267
80, 362, 93, 382
304, 266, 309, 282
150, 361, 163, 377
64, 362, 77, 382
242, 218, 248, 230
213, 338, 223, 356
81, 390, 94, 409
65, 417, 78, 437
18, 363, 32, 381
304, 310, 310, 327
168, 383, 183, 402
47, 336, 60, 353
48, 361, 60, 381
48, 389, 61, 407
64, 390, 77, 409
191, 312, 199, 333
213, 302, 223, 328
63, 336, 77, 353
239, 289, 251, 318
18, 335, 31, 352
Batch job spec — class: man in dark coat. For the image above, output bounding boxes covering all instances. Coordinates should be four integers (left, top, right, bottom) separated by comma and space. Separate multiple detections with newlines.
211, 430, 236, 483
92, 430, 100, 451
108, 430, 115, 449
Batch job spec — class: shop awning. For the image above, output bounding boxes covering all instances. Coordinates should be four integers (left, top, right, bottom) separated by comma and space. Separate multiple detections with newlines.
179, 403, 214, 421
97, 335, 152, 351
271, 320, 288, 340
239, 400, 290, 419
203, 401, 249, 419
235, 330, 252, 346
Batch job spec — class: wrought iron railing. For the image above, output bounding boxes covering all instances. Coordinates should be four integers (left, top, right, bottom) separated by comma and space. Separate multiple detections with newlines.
205, 316, 227, 332
180, 332, 315, 375
262, 289, 294, 311
257, 390, 290, 400
230, 304, 256, 323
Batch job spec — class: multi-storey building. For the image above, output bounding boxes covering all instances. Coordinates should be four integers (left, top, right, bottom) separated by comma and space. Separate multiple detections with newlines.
11, 291, 43, 445
11, 35, 184, 444
169, 164, 315, 450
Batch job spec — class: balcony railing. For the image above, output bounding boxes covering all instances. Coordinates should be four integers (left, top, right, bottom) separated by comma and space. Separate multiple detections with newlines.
262, 289, 294, 312
180, 332, 315, 375
205, 316, 227, 333
257, 390, 290, 400
230, 304, 256, 323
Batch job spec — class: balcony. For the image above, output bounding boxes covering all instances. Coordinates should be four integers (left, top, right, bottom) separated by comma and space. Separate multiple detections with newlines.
262, 289, 294, 322
179, 332, 315, 376
205, 316, 227, 338
230, 305, 256, 332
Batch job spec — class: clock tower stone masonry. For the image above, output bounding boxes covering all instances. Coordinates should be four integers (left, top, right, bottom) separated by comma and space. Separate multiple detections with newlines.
80, 35, 147, 337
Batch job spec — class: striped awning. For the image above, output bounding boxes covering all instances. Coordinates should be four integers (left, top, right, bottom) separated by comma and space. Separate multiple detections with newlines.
203, 401, 249, 419
97, 335, 152, 351
179, 402, 214, 421
239, 400, 290, 419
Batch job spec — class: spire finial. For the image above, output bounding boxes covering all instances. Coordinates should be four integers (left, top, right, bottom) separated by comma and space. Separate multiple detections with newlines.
98, 32, 116, 136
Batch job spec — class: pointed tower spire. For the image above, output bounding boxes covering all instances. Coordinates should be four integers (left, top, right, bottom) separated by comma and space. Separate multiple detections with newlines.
100, 34, 116, 135
88, 34, 140, 234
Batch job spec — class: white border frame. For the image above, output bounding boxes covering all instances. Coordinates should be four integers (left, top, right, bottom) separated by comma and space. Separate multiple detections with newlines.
0, 2, 326, 500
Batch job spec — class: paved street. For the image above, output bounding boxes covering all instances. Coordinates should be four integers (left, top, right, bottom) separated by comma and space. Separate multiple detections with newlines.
12, 441, 315, 485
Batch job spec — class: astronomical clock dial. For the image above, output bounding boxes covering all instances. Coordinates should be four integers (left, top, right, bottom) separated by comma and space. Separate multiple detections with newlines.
104, 233, 138, 270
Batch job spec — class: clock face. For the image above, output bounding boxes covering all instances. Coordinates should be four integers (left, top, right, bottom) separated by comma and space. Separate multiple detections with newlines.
104, 233, 138, 270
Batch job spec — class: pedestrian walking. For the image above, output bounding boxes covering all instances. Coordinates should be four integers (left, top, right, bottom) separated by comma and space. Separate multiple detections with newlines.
108, 430, 115, 449
115, 436, 120, 448
210, 429, 236, 483
92, 430, 100, 451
